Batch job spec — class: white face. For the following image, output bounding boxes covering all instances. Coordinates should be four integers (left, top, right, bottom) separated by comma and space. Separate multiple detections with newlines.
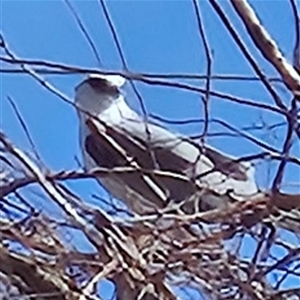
74, 75, 126, 116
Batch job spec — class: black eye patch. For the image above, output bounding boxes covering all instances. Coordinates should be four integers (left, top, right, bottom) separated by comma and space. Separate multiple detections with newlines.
86, 77, 119, 95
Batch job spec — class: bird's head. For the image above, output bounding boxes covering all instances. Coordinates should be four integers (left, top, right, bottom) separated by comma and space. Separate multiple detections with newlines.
75, 74, 126, 115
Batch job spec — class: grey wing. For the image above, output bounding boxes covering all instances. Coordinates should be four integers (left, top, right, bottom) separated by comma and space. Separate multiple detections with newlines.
85, 122, 197, 210
116, 117, 258, 198
85, 117, 258, 213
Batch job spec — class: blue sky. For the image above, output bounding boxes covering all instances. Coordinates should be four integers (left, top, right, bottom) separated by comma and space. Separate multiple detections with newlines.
1, 0, 298, 177
1, 0, 299, 298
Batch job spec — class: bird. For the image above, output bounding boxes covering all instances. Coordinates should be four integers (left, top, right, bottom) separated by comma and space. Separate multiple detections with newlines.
74, 73, 259, 218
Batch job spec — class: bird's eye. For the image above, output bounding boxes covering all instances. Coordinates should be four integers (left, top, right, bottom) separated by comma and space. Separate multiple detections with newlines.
87, 78, 119, 95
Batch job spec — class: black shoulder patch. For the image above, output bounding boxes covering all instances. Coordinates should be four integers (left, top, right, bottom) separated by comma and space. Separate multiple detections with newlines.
85, 133, 126, 168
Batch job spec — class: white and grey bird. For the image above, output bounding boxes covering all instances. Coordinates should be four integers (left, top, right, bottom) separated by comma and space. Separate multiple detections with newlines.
75, 74, 259, 216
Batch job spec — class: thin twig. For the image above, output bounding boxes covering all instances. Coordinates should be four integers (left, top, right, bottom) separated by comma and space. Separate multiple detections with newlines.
7, 96, 43, 165
64, 0, 103, 66
191, 0, 213, 140
230, 0, 300, 99
289, 0, 300, 73
209, 0, 287, 110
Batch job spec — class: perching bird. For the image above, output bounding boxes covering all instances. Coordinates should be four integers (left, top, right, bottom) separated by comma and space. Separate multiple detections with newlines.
75, 74, 259, 216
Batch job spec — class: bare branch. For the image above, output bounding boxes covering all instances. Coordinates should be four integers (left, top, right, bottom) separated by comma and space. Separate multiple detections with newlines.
209, 0, 287, 109
231, 0, 300, 98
